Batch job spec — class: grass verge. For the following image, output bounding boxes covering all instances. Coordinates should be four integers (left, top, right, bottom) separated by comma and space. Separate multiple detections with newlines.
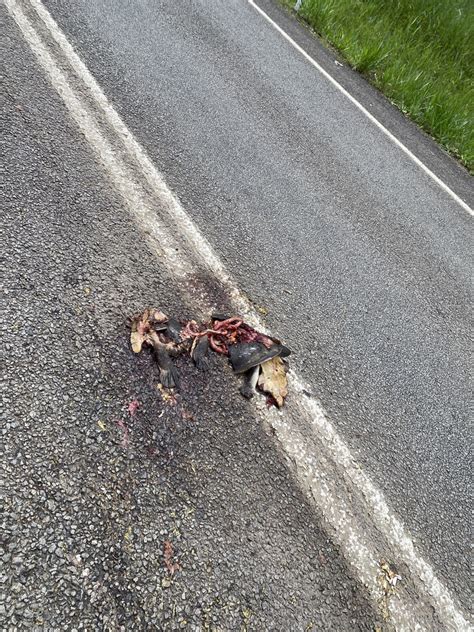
283, 0, 474, 172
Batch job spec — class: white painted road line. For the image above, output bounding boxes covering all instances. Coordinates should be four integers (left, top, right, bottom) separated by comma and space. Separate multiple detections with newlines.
248, 0, 473, 217
5, 0, 471, 629
27, 0, 250, 322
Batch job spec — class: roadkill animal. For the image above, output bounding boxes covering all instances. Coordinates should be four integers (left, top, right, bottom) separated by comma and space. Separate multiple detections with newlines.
129, 309, 291, 407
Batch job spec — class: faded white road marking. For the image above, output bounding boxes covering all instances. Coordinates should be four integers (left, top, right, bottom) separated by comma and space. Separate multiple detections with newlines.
5, 0, 471, 629
248, 0, 473, 217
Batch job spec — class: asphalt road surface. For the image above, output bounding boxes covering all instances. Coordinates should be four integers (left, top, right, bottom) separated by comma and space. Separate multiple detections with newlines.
3, 0, 472, 630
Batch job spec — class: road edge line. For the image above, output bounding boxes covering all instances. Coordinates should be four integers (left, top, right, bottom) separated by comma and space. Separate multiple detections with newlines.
248, 0, 473, 217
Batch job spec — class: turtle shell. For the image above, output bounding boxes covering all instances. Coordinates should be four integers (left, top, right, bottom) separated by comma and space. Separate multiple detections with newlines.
229, 342, 282, 374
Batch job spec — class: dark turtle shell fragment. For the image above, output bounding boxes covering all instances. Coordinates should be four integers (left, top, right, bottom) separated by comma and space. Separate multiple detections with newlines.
229, 342, 282, 374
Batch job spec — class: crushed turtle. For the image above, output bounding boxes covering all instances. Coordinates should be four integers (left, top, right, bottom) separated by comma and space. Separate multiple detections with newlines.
129, 309, 291, 406
229, 341, 282, 374
229, 341, 290, 406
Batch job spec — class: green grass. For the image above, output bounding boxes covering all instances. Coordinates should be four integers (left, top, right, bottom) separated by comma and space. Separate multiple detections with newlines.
284, 0, 474, 171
